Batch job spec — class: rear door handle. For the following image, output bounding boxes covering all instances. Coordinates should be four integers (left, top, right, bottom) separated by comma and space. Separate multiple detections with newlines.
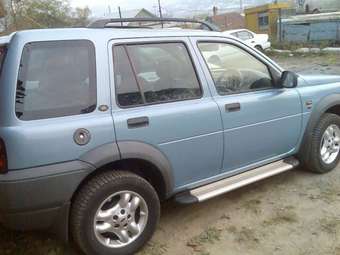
225, 103, 241, 112
127, 116, 149, 128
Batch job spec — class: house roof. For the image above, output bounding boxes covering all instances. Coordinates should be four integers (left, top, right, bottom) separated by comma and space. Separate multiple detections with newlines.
245, 3, 291, 14
109, 8, 158, 19
210, 12, 245, 30
282, 11, 340, 24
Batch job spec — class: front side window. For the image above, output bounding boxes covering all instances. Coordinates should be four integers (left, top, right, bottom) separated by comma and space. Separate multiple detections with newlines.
198, 42, 273, 95
16, 40, 97, 120
113, 43, 202, 107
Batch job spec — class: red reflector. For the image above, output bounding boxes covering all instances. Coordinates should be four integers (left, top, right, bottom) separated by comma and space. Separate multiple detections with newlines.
0, 139, 7, 173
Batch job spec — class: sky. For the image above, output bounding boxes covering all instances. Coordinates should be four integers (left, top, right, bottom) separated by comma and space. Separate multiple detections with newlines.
70, 0, 177, 17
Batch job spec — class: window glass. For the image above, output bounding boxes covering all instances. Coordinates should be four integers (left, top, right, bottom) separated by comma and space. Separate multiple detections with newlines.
113, 46, 144, 107
258, 12, 269, 30
114, 43, 201, 107
237, 31, 252, 40
0, 46, 7, 75
198, 42, 273, 95
231, 32, 238, 38
16, 40, 96, 120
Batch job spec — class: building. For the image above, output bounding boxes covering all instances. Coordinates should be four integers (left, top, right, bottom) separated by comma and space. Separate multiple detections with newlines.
296, 0, 340, 14
209, 11, 245, 31
280, 12, 340, 42
111, 8, 157, 19
245, 2, 291, 37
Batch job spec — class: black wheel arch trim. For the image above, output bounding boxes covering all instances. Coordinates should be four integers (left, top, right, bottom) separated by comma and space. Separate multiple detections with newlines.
299, 94, 340, 163
79, 142, 121, 168
79, 141, 174, 198
117, 141, 174, 198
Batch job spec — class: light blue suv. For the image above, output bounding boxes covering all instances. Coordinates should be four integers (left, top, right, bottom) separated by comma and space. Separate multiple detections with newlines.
1, 19, 340, 255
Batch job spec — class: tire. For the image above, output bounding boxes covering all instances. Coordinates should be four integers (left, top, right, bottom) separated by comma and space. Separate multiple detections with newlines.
70, 171, 160, 255
302, 113, 340, 174
255, 45, 263, 52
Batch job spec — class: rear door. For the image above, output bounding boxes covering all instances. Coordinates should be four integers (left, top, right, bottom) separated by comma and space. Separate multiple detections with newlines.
110, 37, 223, 189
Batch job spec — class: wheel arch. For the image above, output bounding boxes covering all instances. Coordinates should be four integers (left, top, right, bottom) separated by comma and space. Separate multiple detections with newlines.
78, 141, 174, 201
53, 142, 173, 242
298, 94, 340, 163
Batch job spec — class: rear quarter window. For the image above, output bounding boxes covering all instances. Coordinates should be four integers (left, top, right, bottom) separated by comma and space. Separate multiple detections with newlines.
15, 40, 97, 120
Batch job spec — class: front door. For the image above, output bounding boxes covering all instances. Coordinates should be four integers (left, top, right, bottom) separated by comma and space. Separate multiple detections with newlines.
193, 38, 302, 172
110, 38, 223, 189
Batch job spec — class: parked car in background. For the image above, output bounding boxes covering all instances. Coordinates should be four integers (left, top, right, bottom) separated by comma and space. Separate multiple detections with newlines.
222, 29, 271, 51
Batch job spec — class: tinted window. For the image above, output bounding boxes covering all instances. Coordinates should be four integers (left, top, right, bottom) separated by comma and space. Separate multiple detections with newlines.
113, 46, 143, 107
113, 43, 201, 107
198, 42, 273, 95
16, 40, 96, 120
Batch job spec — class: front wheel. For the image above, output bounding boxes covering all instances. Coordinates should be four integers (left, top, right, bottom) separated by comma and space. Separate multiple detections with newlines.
255, 45, 264, 52
70, 171, 160, 255
303, 113, 340, 173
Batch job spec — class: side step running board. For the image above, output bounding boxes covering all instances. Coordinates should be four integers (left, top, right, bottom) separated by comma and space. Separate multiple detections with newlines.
175, 157, 299, 204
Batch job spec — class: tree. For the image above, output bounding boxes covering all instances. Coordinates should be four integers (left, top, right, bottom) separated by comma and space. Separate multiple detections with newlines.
71, 6, 91, 27
1, 0, 91, 34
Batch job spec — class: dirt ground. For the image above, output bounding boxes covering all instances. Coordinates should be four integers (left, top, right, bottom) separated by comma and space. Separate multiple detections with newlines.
2, 54, 340, 255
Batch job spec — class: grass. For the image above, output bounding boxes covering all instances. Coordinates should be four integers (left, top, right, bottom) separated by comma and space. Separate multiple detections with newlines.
270, 40, 339, 51
262, 206, 298, 227
187, 227, 222, 253
319, 217, 340, 235
242, 199, 262, 214
138, 241, 168, 255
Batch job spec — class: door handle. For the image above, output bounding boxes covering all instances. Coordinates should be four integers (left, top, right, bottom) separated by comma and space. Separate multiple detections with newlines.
225, 103, 241, 112
127, 116, 149, 128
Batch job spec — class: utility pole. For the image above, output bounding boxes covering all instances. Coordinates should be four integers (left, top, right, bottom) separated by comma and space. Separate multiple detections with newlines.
240, 0, 243, 13
158, 0, 163, 28
118, 6, 123, 26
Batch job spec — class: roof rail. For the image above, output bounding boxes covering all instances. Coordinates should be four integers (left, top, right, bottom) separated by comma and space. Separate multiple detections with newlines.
87, 18, 220, 32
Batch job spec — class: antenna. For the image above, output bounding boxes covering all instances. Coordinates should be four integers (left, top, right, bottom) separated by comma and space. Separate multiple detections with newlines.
158, 0, 164, 28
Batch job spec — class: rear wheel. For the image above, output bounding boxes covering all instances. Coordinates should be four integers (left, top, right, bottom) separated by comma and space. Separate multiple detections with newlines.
70, 171, 160, 255
302, 113, 340, 173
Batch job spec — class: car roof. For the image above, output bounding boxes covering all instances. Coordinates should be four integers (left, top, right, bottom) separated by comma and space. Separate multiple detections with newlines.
5, 28, 230, 44
223, 29, 250, 34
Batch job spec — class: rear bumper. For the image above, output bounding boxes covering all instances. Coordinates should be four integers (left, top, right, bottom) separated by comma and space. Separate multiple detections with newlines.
0, 161, 94, 240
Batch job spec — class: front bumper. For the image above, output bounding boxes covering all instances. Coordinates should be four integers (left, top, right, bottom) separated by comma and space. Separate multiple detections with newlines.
0, 160, 93, 241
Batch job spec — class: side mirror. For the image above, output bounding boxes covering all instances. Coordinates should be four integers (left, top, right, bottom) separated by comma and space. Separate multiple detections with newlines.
280, 71, 298, 88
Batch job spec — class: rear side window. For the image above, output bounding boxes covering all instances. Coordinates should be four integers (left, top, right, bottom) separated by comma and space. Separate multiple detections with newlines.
113, 43, 202, 107
16, 40, 97, 120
